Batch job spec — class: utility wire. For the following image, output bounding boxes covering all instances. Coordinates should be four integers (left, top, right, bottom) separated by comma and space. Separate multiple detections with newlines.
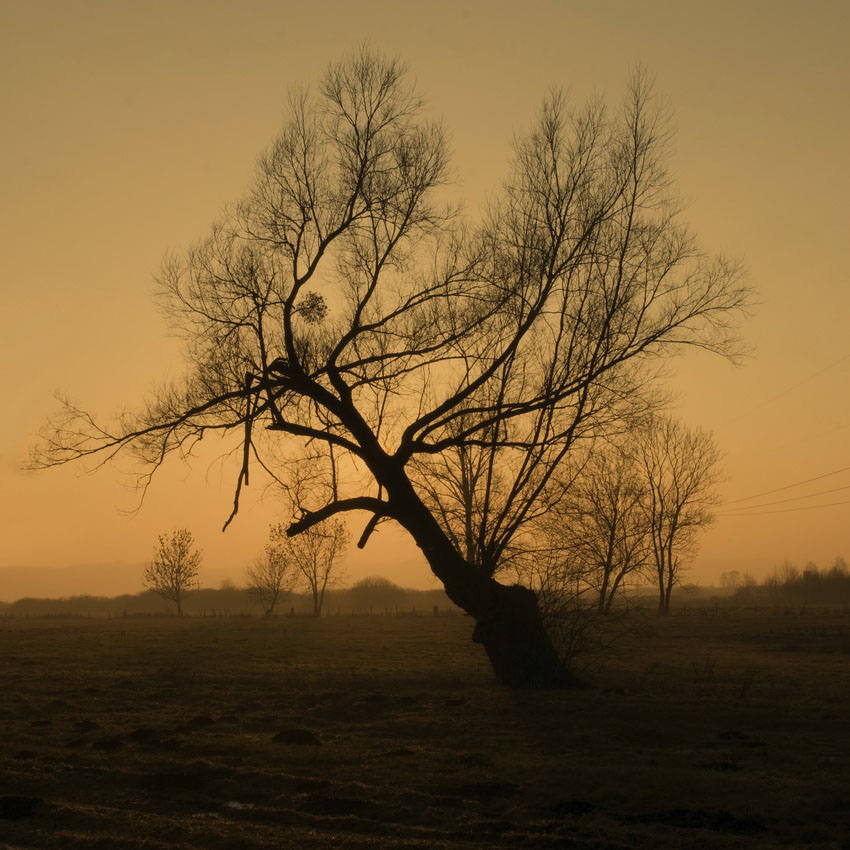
719, 351, 850, 429
715, 483, 850, 514
720, 464, 850, 506
719, 497, 850, 517
767, 420, 850, 455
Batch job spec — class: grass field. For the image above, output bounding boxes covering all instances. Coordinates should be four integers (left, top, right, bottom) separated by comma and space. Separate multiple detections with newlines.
2, 611, 849, 849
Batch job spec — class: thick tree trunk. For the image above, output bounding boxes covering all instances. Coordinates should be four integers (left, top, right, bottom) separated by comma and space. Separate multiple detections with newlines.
470, 581, 571, 687
380, 470, 571, 687
423, 538, 570, 686
336, 432, 570, 686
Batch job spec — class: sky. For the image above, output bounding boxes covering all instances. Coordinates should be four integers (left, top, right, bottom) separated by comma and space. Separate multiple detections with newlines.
1, 0, 848, 597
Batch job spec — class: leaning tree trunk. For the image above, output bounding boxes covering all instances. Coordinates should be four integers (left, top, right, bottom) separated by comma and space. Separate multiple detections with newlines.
470, 580, 569, 687
382, 472, 571, 687
432, 542, 567, 687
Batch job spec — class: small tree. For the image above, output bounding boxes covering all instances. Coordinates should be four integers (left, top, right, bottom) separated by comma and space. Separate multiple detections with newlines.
719, 570, 742, 589
269, 518, 348, 616
543, 447, 652, 613
144, 528, 201, 615
245, 538, 297, 615
636, 416, 722, 615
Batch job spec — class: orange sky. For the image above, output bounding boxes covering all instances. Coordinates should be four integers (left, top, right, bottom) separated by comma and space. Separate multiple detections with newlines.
1, 0, 848, 597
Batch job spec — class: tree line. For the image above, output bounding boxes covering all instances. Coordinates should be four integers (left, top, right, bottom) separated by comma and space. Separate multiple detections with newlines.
720, 557, 850, 607
2, 578, 457, 618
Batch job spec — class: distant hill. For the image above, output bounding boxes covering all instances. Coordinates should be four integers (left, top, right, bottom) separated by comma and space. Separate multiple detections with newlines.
0, 560, 254, 603
0, 563, 145, 602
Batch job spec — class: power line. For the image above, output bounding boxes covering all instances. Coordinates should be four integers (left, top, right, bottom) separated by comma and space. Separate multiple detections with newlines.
720, 464, 850, 507
716, 483, 850, 514
719, 497, 850, 517
719, 351, 850, 429
767, 420, 850, 455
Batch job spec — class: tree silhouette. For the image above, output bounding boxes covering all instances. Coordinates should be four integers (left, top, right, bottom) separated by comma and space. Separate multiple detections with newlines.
34, 49, 749, 685
268, 517, 348, 617
245, 538, 297, 616
636, 416, 722, 614
144, 529, 201, 615
542, 447, 652, 613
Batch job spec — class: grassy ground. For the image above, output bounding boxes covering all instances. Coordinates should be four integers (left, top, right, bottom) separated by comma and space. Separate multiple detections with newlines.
1, 610, 849, 849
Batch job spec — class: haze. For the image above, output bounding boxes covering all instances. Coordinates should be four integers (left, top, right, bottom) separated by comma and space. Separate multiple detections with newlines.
1, 0, 848, 598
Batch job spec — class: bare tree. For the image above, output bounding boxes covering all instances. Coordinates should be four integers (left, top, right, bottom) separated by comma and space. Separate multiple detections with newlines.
245, 537, 297, 615
144, 528, 201, 615
33, 49, 749, 685
542, 446, 652, 613
268, 518, 348, 616
719, 569, 742, 589
635, 416, 722, 614
829, 555, 848, 578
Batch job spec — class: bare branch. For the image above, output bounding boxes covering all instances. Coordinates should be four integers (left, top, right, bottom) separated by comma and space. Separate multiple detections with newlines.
286, 496, 394, 536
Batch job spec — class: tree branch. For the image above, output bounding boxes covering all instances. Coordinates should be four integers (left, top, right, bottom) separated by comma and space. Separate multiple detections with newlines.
286, 496, 394, 536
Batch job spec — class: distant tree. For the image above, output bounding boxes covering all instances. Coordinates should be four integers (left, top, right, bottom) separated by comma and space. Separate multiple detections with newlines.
541, 447, 652, 613
245, 537, 298, 615
268, 518, 348, 617
774, 560, 801, 586
144, 529, 201, 615
719, 570, 742, 589
636, 416, 722, 615
349, 576, 406, 611
829, 555, 848, 578
744, 556, 850, 606
741, 571, 757, 589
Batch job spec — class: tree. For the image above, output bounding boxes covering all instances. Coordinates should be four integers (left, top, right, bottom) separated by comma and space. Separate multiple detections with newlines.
144, 528, 201, 615
542, 446, 652, 613
829, 555, 848, 579
245, 536, 297, 615
349, 576, 406, 612
719, 570, 742, 589
635, 416, 722, 614
268, 518, 348, 616
34, 49, 749, 686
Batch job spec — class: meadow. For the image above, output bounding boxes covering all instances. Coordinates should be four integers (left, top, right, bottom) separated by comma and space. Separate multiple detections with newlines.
1, 610, 849, 849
